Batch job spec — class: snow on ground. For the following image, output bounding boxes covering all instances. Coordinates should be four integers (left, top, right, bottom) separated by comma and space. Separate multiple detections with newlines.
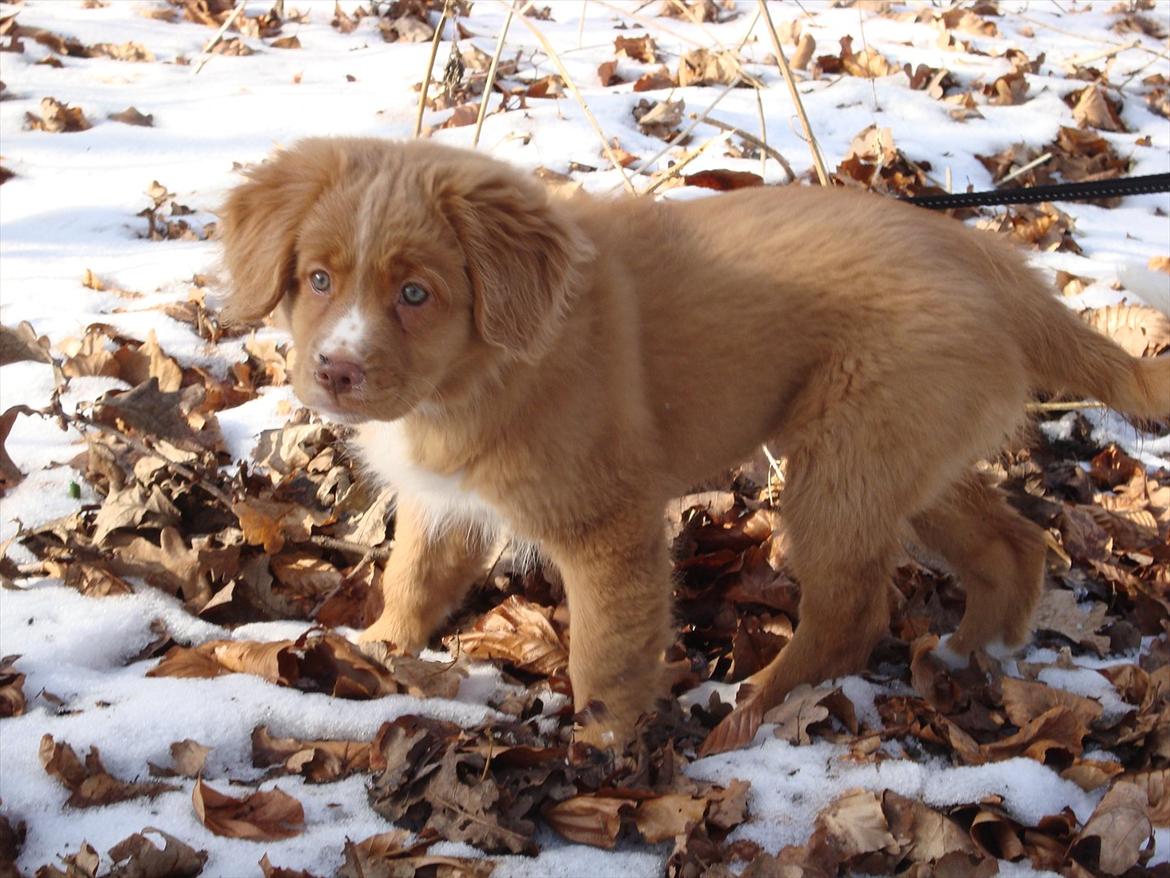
1, 1, 1168, 875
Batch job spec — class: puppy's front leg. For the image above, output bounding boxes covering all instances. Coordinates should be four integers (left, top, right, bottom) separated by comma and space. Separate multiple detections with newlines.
359, 497, 491, 652
548, 522, 675, 747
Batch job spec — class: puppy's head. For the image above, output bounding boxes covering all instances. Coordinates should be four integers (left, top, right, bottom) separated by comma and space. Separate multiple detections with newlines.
218, 137, 590, 422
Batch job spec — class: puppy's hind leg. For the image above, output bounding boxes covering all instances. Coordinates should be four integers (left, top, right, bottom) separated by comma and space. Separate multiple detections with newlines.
359, 496, 493, 652
910, 470, 1046, 663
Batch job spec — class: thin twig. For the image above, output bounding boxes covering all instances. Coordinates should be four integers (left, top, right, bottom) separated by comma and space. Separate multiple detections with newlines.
1064, 38, 1142, 69
414, 0, 453, 139
193, 0, 246, 75
509, 2, 637, 195
757, 0, 829, 186
700, 114, 795, 182
1019, 13, 1170, 62
309, 534, 390, 560
643, 131, 733, 196
472, 0, 517, 148
577, 0, 587, 49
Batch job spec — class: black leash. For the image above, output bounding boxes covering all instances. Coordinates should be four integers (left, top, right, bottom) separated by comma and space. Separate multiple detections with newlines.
901, 172, 1170, 210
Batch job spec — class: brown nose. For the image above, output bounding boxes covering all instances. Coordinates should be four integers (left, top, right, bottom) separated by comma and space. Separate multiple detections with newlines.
314, 353, 365, 395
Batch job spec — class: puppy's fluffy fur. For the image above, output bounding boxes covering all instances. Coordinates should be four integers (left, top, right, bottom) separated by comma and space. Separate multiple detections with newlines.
220, 138, 1169, 752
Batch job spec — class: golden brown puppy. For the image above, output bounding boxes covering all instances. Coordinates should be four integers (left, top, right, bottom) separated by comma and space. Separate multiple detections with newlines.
219, 137, 1169, 753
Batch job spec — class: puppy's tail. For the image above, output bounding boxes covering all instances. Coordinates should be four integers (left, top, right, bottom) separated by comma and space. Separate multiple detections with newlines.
1022, 300, 1170, 420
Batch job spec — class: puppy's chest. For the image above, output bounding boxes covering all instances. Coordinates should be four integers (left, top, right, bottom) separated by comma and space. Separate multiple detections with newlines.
351, 421, 501, 532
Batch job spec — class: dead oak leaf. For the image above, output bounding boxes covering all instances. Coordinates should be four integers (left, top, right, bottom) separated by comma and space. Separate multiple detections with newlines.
339, 830, 495, 878
94, 378, 210, 452
232, 498, 327, 554
192, 779, 304, 841
452, 595, 568, 677
765, 684, 858, 745
1001, 676, 1103, 729
1070, 781, 1153, 875
677, 48, 739, 87
39, 735, 178, 808
106, 827, 207, 878
251, 725, 372, 784
614, 35, 657, 63
36, 842, 100, 878
1126, 769, 1170, 827
1032, 589, 1112, 656
0, 406, 26, 494
0, 321, 53, 367
24, 97, 91, 132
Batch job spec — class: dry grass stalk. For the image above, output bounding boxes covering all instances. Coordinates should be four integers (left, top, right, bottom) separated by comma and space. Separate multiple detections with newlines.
413, 0, 453, 139
625, 80, 739, 181
472, 1, 518, 148
508, 2, 638, 195
999, 151, 1053, 186
757, 0, 829, 186
1027, 400, 1107, 412
193, 0, 246, 75
701, 114, 795, 182
642, 130, 733, 196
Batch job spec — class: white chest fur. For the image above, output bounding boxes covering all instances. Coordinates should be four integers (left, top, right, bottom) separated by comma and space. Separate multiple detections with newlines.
351, 420, 502, 537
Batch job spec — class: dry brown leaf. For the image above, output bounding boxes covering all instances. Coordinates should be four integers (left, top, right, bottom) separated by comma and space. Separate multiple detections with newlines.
39, 735, 178, 808
633, 66, 676, 91
684, 169, 763, 191
597, 60, 623, 87
108, 106, 154, 127
0, 406, 25, 494
149, 739, 210, 779
1070, 85, 1126, 132
1079, 304, 1170, 358
1001, 677, 1103, 729
1071, 781, 1153, 874
453, 595, 568, 677
24, 97, 91, 132
764, 684, 856, 745
614, 35, 657, 63
633, 98, 684, 139
192, 778, 304, 841
1031, 589, 1111, 656
677, 48, 739, 86
0, 654, 26, 718
634, 794, 707, 843
232, 498, 325, 554
1126, 769, 1170, 827
35, 841, 100, 878
339, 830, 495, 878
251, 725, 372, 783
0, 321, 54, 367
543, 796, 629, 849
105, 827, 207, 878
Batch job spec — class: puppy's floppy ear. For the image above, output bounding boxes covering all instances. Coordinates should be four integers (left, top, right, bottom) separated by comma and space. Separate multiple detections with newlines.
217, 138, 348, 323
438, 164, 592, 361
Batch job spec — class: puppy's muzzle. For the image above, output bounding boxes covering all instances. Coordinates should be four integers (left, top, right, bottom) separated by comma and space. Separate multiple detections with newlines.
314, 352, 366, 396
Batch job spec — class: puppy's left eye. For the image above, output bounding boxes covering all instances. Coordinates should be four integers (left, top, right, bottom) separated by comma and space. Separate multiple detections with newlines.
309, 270, 331, 295
400, 283, 429, 306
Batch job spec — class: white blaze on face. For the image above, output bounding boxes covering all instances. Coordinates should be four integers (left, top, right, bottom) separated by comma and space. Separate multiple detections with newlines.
317, 305, 367, 360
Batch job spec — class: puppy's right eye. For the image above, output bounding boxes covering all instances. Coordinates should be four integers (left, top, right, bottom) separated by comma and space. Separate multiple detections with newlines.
309, 270, 332, 295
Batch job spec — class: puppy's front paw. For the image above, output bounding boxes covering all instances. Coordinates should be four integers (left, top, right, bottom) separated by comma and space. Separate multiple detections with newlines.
357, 612, 429, 654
